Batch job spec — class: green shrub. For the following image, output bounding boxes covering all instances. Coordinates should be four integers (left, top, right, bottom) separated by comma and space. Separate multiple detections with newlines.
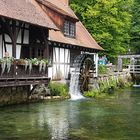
84, 89, 100, 98
48, 82, 69, 97
98, 65, 108, 74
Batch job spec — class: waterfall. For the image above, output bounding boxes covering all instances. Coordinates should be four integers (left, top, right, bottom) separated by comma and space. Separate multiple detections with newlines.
69, 54, 90, 100
69, 70, 85, 100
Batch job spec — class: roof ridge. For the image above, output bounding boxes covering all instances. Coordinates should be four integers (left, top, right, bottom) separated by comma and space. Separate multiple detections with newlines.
36, 0, 78, 20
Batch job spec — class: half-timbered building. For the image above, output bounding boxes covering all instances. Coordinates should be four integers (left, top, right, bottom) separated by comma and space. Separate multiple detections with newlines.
37, 0, 103, 81
0, 0, 58, 88
0, 0, 103, 95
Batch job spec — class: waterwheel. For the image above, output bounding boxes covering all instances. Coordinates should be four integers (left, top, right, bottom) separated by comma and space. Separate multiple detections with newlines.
79, 56, 95, 92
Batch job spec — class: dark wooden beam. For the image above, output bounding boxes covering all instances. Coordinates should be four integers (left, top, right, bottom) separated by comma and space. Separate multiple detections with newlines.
2, 34, 7, 52
12, 20, 16, 58
0, 18, 23, 58
41, 28, 49, 59
0, 77, 50, 87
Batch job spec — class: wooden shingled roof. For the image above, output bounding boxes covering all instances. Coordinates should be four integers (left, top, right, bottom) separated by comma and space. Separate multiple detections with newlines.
49, 21, 103, 50
0, 0, 58, 30
37, 0, 78, 21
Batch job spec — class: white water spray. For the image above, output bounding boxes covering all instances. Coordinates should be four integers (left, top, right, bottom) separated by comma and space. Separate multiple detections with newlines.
69, 70, 85, 100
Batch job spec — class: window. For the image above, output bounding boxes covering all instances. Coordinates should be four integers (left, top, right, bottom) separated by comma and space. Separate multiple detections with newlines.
37, 48, 44, 58
64, 20, 75, 38
64, 21, 69, 36
70, 23, 75, 37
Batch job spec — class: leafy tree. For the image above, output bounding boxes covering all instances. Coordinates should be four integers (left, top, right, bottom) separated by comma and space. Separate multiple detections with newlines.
130, 0, 140, 54
70, 0, 134, 62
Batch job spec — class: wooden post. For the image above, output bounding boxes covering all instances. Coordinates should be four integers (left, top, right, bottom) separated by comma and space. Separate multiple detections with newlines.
41, 28, 49, 77
12, 21, 16, 58
95, 53, 98, 77
117, 57, 122, 72
42, 28, 49, 59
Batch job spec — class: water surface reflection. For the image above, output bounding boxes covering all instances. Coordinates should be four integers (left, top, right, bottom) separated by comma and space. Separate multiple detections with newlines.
0, 88, 140, 140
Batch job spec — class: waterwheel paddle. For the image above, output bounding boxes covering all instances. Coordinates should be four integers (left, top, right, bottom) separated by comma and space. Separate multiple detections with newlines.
79, 57, 95, 92
69, 54, 95, 99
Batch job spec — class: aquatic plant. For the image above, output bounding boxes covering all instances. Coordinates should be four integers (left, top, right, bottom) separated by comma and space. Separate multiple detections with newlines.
48, 82, 69, 97
98, 65, 108, 74
84, 73, 131, 98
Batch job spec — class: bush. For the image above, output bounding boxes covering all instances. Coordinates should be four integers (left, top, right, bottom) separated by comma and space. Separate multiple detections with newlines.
48, 82, 69, 97
84, 90, 100, 98
98, 65, 108, 74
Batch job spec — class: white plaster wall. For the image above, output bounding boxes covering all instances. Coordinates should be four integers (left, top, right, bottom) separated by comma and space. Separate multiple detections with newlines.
16, 29, 22, 59
5, 34, 11, 42
65, 49, 70, 63
60, 48, 64, 63
23, 30, 29, 44
0, 35, 2, 58
53, 47, 59, 63
48, 67, 53, 79
1, 28, 28, 58
6, 44, 12, 57
60, 64, 65, 79
17, 30, 21, 44
4, 30, 22, 57
16, 45, 21, 59
5, 34, 12, 57
52, 48, 70, 80
52, 64, 60, 79
64, 64, 70, 79
52, 64, 57, 79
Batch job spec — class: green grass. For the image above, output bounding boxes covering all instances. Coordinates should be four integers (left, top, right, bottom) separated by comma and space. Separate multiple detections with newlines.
48, 82, 69, 97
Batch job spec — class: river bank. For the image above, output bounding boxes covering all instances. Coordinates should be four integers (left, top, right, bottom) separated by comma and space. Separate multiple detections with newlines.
84, 72, 132, 98
0, 71, 132, 106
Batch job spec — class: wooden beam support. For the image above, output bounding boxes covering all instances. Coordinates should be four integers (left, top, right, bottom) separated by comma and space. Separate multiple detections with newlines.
41, 28, 49, 59
0, 18, 23, 58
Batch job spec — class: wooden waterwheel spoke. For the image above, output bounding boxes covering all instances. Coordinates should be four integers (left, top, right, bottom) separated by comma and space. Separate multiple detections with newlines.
79, 56, 94, 92
88, 64, 92, 71
81, 77, 88, 88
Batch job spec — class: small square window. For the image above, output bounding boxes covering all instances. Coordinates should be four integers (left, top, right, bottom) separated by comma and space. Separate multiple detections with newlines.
70, 23, 75, 37
64, 21, 69, 36
64, 20, 75, 38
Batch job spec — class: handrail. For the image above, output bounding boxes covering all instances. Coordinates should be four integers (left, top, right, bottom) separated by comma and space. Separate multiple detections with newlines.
129, 64, 140, 73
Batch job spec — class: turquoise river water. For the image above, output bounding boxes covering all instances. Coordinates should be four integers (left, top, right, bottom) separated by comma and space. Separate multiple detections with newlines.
0, 88, 140, 140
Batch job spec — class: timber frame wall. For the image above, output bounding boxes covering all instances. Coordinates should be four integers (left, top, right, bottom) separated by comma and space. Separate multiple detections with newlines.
0, 17, 50, 87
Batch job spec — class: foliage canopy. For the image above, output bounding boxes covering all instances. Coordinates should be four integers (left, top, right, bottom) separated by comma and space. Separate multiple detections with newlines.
70, 0, 139, 62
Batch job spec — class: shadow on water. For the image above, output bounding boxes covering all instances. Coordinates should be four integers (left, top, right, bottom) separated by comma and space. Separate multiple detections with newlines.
0, 88, 140, 139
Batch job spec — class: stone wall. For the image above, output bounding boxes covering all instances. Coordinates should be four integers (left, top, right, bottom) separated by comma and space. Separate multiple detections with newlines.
91, 72, 132, 92
0, 86, 29, 107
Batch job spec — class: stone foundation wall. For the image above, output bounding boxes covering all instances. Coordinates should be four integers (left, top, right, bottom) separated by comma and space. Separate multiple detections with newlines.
0, 86, 29, 107
91, 72, 132, 91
